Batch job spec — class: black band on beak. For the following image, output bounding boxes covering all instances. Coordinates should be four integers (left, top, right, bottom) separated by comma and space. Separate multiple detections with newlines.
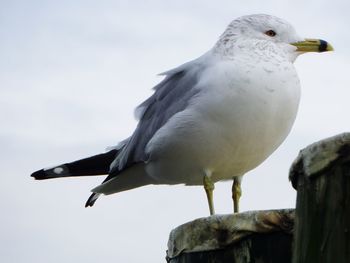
319, 39, 329, 52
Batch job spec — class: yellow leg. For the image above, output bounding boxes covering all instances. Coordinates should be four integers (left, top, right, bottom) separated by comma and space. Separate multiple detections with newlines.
232, 177, 242, 213
203, 174, 215, 215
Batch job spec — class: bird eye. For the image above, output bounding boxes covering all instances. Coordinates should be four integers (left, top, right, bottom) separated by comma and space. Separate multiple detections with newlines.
265, 30, 276, 37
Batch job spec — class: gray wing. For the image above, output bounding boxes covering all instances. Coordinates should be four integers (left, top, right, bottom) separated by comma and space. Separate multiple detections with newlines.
109, 61, 206, 175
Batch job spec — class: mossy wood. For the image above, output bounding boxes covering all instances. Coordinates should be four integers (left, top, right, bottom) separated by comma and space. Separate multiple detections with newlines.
167, 232, 292, 263
166, 210, 294, 263
290, 133, 350, 263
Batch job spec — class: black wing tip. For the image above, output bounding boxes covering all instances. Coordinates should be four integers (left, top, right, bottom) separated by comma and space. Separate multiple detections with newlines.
85, 193, 100, 208
31, 169, 49, 180
30, 165, 70, 180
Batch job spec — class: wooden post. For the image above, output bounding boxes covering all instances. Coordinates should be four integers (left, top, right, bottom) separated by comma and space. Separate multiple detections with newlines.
290, 133, 350, 263
166, 209, 294, 262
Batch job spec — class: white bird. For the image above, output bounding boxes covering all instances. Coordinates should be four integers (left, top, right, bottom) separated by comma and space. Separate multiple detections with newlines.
31, 14, 333, 215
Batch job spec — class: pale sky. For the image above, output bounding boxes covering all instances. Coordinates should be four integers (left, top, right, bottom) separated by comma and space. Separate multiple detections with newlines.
1, 0, 349, 262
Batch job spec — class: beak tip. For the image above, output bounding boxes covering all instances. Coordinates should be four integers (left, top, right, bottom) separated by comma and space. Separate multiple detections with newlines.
319, 39, 334, 52
326, 44, 334, 52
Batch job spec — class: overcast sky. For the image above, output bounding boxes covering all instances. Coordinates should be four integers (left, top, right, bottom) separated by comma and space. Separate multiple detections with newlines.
1, 0, 349, 262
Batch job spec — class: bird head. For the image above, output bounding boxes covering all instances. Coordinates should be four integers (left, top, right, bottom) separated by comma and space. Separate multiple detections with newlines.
215, 14, 333, 61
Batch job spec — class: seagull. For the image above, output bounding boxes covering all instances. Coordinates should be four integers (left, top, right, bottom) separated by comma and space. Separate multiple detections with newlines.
31, 14, 333, 215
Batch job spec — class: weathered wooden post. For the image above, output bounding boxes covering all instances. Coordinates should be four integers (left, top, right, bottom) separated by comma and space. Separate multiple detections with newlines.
290, 133, 350, 263
166, 209, 294, 262
166, 133, 350, 262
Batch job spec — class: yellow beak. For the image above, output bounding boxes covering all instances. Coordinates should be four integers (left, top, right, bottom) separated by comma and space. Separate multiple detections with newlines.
291, 39, 334, 53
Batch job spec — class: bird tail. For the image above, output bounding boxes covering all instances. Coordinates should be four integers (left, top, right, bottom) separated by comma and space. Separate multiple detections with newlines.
85, 163, 153, 207
85, 193, 101, 207
31, 149, 118, 180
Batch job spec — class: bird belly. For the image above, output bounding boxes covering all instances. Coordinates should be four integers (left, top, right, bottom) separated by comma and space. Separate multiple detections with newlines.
145, 62, 301, 185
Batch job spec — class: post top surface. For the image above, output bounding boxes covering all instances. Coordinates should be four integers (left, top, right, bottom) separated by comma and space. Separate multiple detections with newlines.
167, 209, 294, 258
289, 132, 350, 189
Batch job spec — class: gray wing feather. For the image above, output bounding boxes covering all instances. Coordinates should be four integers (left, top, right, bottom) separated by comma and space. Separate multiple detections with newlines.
110, 61, 205, 174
